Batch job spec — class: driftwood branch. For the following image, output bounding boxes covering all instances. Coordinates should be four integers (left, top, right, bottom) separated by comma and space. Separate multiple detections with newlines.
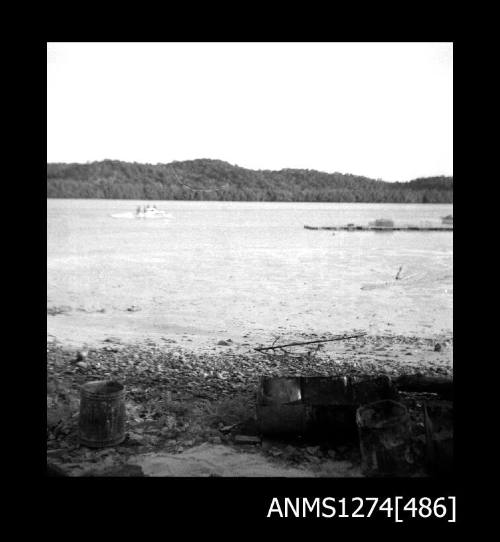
254, 332, 367, 353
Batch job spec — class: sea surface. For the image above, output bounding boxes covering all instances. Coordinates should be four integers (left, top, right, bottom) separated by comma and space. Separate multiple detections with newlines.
47, 199, 453, 342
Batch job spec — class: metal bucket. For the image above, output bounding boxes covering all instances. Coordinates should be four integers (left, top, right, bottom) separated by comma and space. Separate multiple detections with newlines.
356, 400, 412, 476
78, 380, 126, 448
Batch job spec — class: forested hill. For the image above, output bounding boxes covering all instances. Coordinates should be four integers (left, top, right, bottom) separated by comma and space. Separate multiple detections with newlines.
47, 159, 453, 203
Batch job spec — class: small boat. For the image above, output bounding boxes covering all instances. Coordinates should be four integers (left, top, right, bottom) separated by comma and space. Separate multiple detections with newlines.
111, 205, 172, 219
441, 215, 453, 225
135, 205, 170, 219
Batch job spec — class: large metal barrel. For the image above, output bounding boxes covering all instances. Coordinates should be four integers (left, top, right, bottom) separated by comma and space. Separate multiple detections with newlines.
256, 375, 398, 440
78, 380, 126, 448
356, 400, 412, 476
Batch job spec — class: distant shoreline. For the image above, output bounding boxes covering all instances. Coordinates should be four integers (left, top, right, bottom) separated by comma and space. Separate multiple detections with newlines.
47, 197, 454, 205
47, 159, 453, 204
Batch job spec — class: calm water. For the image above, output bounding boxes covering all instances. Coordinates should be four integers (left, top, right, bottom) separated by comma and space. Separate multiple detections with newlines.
47, 199, 453, 339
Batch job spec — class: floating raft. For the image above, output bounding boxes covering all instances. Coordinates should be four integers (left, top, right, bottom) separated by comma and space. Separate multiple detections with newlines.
304, 224, 453, 232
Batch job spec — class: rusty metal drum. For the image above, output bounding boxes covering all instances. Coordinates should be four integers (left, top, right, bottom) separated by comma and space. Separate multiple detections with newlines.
356, 400, 412, 476
78, 380, 126, 448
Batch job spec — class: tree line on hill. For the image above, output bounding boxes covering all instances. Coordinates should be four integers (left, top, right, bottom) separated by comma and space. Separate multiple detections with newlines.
47, 159, 453, 203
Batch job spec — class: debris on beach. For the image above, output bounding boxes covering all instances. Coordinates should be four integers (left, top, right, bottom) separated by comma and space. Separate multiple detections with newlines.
253, 332, 367, 355
46, 332, 453, 477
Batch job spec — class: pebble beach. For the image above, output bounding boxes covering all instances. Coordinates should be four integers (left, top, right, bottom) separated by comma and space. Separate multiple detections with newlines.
47, 328, 452, 477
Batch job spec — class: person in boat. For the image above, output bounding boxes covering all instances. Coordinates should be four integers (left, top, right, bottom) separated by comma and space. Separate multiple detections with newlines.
136, 206, 141, 215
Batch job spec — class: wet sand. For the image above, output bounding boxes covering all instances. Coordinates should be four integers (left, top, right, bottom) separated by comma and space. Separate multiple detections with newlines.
47, 307, 453, 367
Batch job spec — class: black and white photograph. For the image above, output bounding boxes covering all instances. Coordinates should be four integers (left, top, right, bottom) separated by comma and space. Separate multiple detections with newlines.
46, 42, 453, 484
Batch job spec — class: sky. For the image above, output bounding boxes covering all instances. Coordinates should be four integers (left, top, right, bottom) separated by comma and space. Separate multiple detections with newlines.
47, 42, 453, 182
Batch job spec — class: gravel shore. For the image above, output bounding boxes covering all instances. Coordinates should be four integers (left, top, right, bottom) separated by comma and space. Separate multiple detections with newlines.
47, 332, 453, 476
